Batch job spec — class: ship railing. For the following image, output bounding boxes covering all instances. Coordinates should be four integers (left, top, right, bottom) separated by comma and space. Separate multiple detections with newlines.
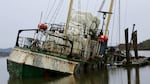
17, 36, 34, 48
15, 29, 102, 61
15, 29, 38, 48
49, 24, 64, 33
15, 29, 73, 59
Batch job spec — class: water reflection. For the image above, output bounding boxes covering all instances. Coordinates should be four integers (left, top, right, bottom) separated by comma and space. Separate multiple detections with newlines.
127, 67, 131, 84
8, 75, 75, 84
5, 60, 108, 84
117, 66, 141, 84
2, 50, 150, 84
135, 66, 140, 84
74, 67, 109, 84
7, 68, 109, 84
7, 66, 144, 84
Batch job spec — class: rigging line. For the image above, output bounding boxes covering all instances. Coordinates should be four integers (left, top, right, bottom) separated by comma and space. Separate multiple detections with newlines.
45, 0, 57, 23
110, 0, 117, 46
77, 0, 81, 31
78, 0, 81, 11
91, 0, 97, 13
49, 0, 61, 23
85, 0, 89, 24
118, 0, 123, 83
98, 0, 105, 12
97, 0, 106, 23
53, 0, 64, 22
76, 0, 81, 51
51, 0, 65, 23
56, 0, 66, 23
39, 12, 43, 23
124, 0, 128, 27
43, 0, 51, 22
49, 0, 63, 23
86, 0, 89, 11
95, 0, 101, 14
118, 0, 121, 44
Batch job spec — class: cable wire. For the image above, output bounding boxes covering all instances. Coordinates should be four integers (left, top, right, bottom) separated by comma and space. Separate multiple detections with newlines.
45, 0, 57, 23
43, 0, 51, 22
118, 0, 121, 45
110, 0, 117, 46
51, 0, 65, 23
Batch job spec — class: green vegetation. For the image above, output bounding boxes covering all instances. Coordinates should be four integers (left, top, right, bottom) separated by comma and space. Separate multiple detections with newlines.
118, 39, 150, 50
138, 39, 150, 50
0, 48, 12, 56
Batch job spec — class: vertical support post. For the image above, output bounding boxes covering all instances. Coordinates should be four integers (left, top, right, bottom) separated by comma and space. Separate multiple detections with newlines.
64, 0, 73, 59
64, 0, 74, 35
133, 31, 138, 59
16, 30, 22, 47
129, 24, 135, 51
125, 28, 130, 64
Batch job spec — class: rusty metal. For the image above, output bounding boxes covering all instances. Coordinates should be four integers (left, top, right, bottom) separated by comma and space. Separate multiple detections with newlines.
8, 48, 78, 74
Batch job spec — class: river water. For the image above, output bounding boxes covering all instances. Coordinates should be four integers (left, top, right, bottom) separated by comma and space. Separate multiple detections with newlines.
0, 51, 150, 84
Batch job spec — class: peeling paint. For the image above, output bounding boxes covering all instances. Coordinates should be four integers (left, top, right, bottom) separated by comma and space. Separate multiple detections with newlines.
8, 48, 79, 74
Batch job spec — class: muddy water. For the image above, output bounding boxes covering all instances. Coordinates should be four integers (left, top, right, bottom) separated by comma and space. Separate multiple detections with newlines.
1, 51, 150, 84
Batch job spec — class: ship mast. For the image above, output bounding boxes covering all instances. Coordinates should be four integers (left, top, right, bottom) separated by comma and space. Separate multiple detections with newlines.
104, 0, 114, 36
64, 0, 74, 59
64, 0, 74, 36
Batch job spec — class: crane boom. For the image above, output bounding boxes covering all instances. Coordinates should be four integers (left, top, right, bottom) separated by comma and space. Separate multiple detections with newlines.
104, 0, 114, 36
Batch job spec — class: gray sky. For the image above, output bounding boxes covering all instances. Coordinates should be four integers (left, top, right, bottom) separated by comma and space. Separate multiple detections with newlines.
0, 0, 150, 48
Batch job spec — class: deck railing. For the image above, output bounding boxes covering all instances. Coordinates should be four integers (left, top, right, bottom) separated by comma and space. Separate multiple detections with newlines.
15, 29, 73, 59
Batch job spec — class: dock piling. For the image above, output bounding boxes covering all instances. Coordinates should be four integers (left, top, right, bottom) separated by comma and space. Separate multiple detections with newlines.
125, 28, 130, 64
132, 31, 138, 59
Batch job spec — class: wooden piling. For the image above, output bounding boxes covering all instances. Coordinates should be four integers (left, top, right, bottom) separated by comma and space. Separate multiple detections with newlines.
132, 31, 138, 59
125, 28, 130, 64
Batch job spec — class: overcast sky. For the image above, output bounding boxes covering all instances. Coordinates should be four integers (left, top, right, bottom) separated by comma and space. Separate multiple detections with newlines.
0, 0, 150, 48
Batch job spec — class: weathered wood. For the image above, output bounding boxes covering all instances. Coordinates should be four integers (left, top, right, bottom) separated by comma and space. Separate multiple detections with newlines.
132, 31, 138, 59
125, 28, 130, 64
